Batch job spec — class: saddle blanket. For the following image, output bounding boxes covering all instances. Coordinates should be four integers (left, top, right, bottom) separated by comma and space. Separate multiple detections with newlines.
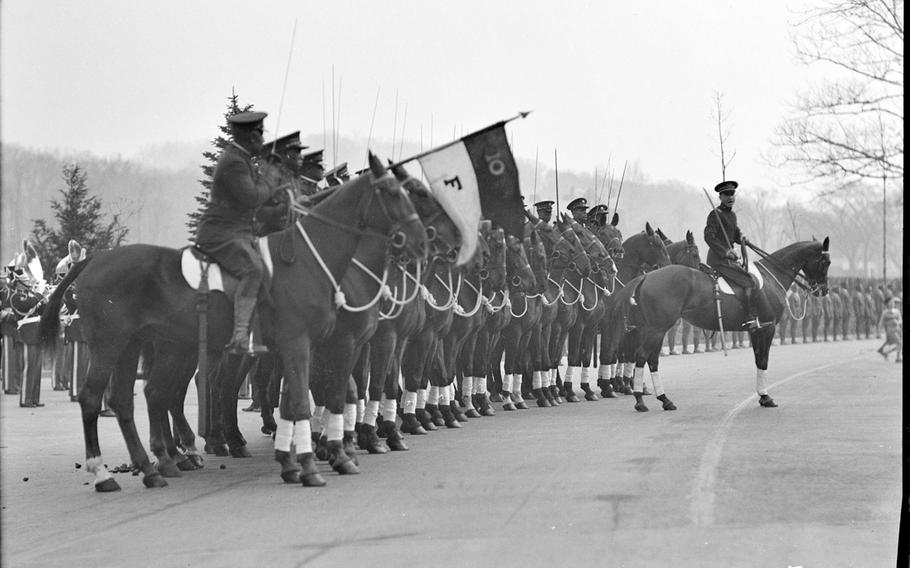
180, 249, 225, 292
717, 263, 763, 295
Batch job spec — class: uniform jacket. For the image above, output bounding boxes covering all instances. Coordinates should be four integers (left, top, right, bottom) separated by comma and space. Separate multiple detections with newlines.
704, 205, 743, 267
196, 143, 272, 246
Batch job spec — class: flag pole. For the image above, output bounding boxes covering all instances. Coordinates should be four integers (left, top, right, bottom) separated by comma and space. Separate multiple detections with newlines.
387, 111, 531, 170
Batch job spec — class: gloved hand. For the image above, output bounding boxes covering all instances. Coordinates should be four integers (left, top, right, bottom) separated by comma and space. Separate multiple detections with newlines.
725, 248, 739, 261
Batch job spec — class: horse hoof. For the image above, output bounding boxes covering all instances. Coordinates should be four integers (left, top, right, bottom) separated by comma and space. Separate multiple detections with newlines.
662, 401, 677, 411
280, 470, 301, 484
465, 408, 482, 418
156, 460, 183, 478
301, 472, 327, 487
205, 443, 229, 457
176, 456, 200, 471
503, 402, 516, 411
333, 459, 360, 475
515, 401, 529, 410
758, 395, 778, 408
565, 394, 581, 403
387, 436, 409, 452
229, 446, 252, 458
94, 478, 122, 492
142, 472, 168, 488
186, 454, 205, 469
261, 425, 276, 436
489, 392, 503, 402
584, 392, 599, 401
600, 389, 617, 399
634, 403, 649, 412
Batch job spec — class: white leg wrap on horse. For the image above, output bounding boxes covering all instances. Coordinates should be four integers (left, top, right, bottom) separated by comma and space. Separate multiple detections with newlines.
532, 371, 542, 389
474, 377, 486, 395
381, 397, 398, 422
355, 399, 365, 423
363, 400, 380, 427
461, 376, 474, 405
416, 388, 428, 409
650, 371, 665, 397
512, 374, 522, 394
502, 374, 514, 394
632, 367, 645, 393
439, 386, 451, 405
756, 369, 769, 396
312, 405, 325, 433
564, 366, 576, 382
598, 365, 610, 381
325, 412, 343, 442
580, 366, 591, 384
609, 362, 617, 377
624, 362, 635, 378
343, 403, 357, 431
427, 386, 439, 405
293, 420, 312, 453
86, 456, 113, 485
274, 418, 294, 452
402, 391, 417, 414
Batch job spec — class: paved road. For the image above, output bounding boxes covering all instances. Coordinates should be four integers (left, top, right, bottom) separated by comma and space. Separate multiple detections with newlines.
1, 338, 902, 567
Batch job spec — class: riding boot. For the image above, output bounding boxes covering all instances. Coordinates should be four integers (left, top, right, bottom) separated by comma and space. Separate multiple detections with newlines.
227, 296, 268, 355
742, 288, 760, 331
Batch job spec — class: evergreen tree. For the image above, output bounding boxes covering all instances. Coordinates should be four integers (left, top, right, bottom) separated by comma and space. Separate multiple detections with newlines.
31, 163, 129, 274
186, 89, 255, 240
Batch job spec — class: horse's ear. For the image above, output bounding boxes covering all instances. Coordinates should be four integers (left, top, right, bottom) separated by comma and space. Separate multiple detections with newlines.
368, 151, 386, 179
645, 222, 653, 235
686, 230, 694, 243
656, 228, 666, 240
388, 159, 409, 182
611, 213, 619, 226
822, 236, 829, 251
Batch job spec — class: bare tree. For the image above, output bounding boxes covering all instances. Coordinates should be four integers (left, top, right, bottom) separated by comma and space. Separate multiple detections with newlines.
710, 91, 737, 181
775, 0, 903, 187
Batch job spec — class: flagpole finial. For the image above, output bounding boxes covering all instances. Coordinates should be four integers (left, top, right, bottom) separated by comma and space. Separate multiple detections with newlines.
518, 110, 531, 119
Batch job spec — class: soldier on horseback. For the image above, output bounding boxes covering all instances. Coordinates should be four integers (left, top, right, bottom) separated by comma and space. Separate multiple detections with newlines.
586, 204, 609, 228
298, 148, 325, 196
195, 110, 273, 354
704, 180, 766, 330
566, 197, 588, 224
533, 200, 554, 224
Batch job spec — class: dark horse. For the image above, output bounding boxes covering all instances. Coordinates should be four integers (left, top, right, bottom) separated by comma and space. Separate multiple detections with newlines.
40, 153, 427, 491
603, 238, 831, 412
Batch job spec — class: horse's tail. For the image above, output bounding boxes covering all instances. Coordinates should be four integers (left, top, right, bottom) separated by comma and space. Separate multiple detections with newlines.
39, 256, 91, 345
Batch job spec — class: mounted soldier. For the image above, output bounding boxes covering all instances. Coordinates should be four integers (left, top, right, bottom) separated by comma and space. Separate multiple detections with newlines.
566, 197, 588, 225
194, 110, 274, 354
255, 130, 308, 235
298, 148, 325, 196
703, 180, 767, 331
586, 204, 609, 228
533, 200, 554, 224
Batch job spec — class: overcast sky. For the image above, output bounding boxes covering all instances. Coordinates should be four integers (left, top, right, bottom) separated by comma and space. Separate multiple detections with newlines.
3, 1, 818, 196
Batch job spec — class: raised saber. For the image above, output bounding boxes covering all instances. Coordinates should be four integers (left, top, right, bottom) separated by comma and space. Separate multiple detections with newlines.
271, 18, 298, 155
612, 160, 628, 213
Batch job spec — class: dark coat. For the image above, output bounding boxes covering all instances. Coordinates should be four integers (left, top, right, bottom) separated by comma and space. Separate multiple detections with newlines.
704, 205, 752, 288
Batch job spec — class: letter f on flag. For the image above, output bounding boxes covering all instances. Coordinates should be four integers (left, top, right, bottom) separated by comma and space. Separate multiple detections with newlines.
415, 114, 529, 265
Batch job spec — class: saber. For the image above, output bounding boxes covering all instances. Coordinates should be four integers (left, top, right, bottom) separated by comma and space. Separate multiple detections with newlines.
554, 148, 560, 212
612, 160, 628, 213
702, 187, 732, 356
271, 18, 298, 155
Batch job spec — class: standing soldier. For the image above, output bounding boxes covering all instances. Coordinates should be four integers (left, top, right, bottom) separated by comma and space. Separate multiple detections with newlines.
806, 292, 822, 342
839, 284, 853, 341
866, 285, 879, 339
829, 284, 844, 341
195, 110, 274, 354
820, 292, 832, 341
872, 285, 886, 337
852, 280, 867, 341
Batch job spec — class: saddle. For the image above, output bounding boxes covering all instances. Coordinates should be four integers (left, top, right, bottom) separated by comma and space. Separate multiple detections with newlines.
180, 243, 276, 300
701, 262, 764, 295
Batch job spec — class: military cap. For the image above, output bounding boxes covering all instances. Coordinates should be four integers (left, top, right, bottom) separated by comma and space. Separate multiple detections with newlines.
262, 131, 306, 153
714, 180, 738, 194
534, 200, 555, 209
301, 149, 324, 163
587, 204, 609, 217
325, 162, 349, 179
227, 111, 267, 127
567, 197, 588, 211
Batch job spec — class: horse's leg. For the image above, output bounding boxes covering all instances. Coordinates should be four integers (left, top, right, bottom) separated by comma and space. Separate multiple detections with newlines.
216, 353, 254, 457
578, 322, 600, 401
320, 337, 360, 475
276, 333, 324, 487
381, 350, 409, 450
597, 318, 619, 398
165, 346, 203, 470
404, 330, 437, 432
751, 326, 779, 408
143, 344, 184, 478
359, 337, 390, 453
79, 347, 122, 492
252, 353, 278, 435
108, 340, 167, 488
645, 337, 676, 411
631, 331, 664, 412
500, 326, 520, 411
342, 375, 363, 464
203, 348, 231, 456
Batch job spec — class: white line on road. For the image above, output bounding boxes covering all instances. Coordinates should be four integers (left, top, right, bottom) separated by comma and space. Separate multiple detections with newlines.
688, 357, 856, 527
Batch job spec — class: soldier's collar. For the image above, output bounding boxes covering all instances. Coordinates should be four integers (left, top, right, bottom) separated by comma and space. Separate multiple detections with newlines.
229, 141, 252, 157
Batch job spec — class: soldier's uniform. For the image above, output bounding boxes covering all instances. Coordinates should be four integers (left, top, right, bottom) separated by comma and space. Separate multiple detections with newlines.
255, 131, 309, 235
298, 149, 325, 196
534, 200, 554, 224
586, 204, 609, 228
195, 110, 273, 353
324, 162, 349, 187
853, 285, 868, 339
703, 180, 766, 329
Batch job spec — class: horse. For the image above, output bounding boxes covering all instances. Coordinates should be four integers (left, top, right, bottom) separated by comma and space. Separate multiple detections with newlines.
602, 238, 831, 412
655, 229, 704, 357
40, 153, 427, 491
598, 223, 671, 395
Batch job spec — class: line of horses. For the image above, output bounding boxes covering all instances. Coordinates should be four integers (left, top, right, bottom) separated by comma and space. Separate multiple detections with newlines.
31, 154, 831, 491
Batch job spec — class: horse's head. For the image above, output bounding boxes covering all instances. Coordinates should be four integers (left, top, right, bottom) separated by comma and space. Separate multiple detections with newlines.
558, 225, 592, 277
665, 230, 701, 269
506, 234, 536, 294
534, 221, 589, 276
624, 222, 671, 271
390, 162, 459, 263
804, 237, 831, 296
356, 152, 428, 261
573, 223, 611, 278
595, 221, 625, 259
523, 230, 548, 294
